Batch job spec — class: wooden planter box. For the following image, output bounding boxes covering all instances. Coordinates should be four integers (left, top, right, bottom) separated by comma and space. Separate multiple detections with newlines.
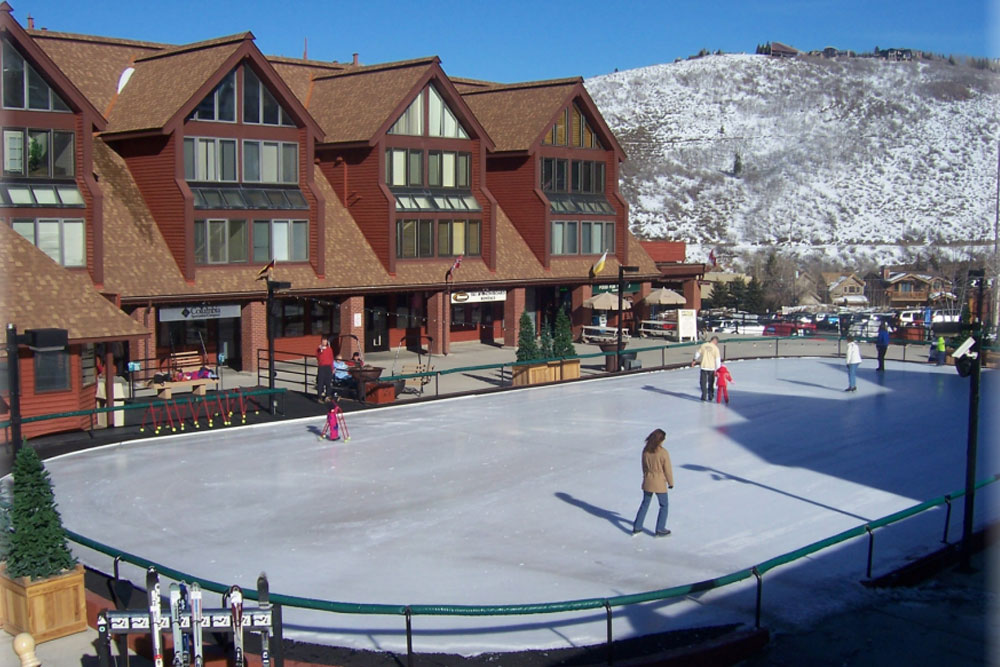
0, 563, 87, 643
547, 359, 581, 381
512, 362, 553, 386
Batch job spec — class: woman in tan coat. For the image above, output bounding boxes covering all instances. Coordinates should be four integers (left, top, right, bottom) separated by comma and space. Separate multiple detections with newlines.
631, 429, 674, 537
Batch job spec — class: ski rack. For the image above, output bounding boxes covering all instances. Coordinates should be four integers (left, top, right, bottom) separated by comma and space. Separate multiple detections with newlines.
139, 388, 260, 435
96, 569, 282, 667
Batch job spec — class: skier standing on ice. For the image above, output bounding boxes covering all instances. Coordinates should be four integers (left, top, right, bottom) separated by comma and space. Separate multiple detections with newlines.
715, 364, 733, 404
320, 400, 343, 441
844, 335, 862, 392
691, 336, 721, 401
631, 429, 674, 537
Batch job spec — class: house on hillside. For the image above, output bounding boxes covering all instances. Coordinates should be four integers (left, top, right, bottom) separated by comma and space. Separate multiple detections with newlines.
821, 272, 867, 306
865, 268, 955, 309
769, 42, 799, 58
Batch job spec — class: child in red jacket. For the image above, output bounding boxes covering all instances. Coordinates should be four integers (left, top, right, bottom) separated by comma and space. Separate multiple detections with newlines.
715, 364, 733, 404
320, 401, 343, 441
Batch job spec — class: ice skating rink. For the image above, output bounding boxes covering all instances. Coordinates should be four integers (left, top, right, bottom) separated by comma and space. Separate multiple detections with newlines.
47, 358, 998, 655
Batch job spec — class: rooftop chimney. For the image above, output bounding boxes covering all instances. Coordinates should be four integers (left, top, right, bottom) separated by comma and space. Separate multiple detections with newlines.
352, 52, 359, 65
26, 14, 34, 29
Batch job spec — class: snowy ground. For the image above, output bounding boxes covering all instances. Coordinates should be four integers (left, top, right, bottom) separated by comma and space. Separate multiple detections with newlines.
45, 358, 998, 656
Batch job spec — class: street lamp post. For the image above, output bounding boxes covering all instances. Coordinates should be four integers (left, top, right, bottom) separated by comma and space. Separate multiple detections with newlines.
617, 265, 639, 371
960, 270, 985, 570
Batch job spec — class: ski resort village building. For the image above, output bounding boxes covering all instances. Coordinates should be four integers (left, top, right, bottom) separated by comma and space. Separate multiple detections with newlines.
0, 5, 708, 437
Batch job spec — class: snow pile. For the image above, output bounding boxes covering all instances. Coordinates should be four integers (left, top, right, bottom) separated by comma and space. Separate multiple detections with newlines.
586, 54, 999, 264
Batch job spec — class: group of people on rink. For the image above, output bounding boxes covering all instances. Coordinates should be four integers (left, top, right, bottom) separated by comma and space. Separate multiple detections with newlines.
689, 336, 734, 403
315, 336, 362, 401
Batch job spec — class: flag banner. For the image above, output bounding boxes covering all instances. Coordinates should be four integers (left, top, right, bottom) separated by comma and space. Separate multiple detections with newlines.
589, 250, 608, 278
256, 259, 276, 280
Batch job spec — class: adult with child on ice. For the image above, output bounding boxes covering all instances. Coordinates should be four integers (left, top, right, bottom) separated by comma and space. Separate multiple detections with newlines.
875, 321, 890, 371
632, 429, 674, 537
845, 335, 862, 392
715, 364, 733, 404
691, 336, 722, 401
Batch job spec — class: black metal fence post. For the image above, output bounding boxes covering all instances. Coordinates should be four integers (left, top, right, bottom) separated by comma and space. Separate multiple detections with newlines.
942, 496, 953, 544
865, 526, 876, 579
752, 567, 763, 628
605, 600, 614, 665
405, 606, 414, 667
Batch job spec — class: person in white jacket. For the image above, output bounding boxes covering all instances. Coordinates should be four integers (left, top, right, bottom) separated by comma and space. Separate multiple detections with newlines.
845, 335, 862, 392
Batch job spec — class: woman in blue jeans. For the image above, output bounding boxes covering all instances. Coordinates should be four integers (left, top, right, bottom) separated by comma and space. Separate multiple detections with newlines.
632, 429, 675, 537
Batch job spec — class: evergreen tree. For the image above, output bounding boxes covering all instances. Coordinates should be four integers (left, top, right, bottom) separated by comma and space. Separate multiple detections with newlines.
7, 445, 77, 579
539, 316, 554, 359
552, 307, 577, 358
515, 311, 540, 362
728, 277, 748, 310
745, 277, 766, 313
707, 281, 729, 309
732, 151, 743, 177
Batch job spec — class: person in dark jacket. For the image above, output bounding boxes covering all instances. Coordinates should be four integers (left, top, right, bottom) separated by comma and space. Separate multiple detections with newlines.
632, 429, 675, 537
875, 322, 890, 372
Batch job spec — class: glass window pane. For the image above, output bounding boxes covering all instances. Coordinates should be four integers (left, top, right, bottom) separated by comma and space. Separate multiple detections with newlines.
220, 140, 237, 181
12, 219, 34, 244
197, 138, 215, 181
400, 220, 416, 257
221, 189, 246, 208
192, 189, 207, 207
285, 190, 307, 208
243, 66, 260, 123
442, 152, 455, 187
37, 220, 60, 262
208, 219, 226, 263
8, 186, 33, 204
265, 190, 288, 208
572, 161, 581, 192
34, 350, 70, 392
456, 153, 469, 188
451, 221, 465, 255
253, 220, 270, 261
428, 152, 441, 187
246, 189, 269, 208
27, 130, 50, 177
447, 196, 464, 209
63, 220, 85, 267
52, 92, 69, 112
415, 195, 433, 209
409, 91, 424, 135
566, 221, 577, 254
581, 221, 592, 254
555, 159, 567, 192
443, 107, 457, 138
27, 62, 51, 110
217, 71, 236, 121
194, 92, 215, 120
463, 195, 480, 210
3, 41, 25, 108
243, 141, 260, 181
467, 221, 480, 255
407, 150, 422, 186
552, 221, 564, 255
605, 223, 615, 252
418, 219, 433, 257
3, 129, 24, 175
437, 220, 449, 256
261, 85, 280, 125
202, 189, 223, 208
261, 142, 279, 182
281, 143, 297, 183
272, 220, 289, 260
555, 108, 567, 144
194, 220, 207, 263
31, 186, 58, 204
391, 149, 406, 186
184, 138, 196, 180
428, 85, 443, 137
228, 219, 247, 262
542, 158, 553, 191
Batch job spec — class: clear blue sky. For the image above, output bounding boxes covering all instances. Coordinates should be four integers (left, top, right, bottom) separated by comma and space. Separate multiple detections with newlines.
14, 0, 998, 81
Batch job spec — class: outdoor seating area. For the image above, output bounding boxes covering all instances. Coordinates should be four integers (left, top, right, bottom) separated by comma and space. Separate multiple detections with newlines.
148, 352, 218, 399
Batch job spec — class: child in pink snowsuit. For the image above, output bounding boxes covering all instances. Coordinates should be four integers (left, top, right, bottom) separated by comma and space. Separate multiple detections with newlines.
321, 403, 342, 440
715, 364, 733, 404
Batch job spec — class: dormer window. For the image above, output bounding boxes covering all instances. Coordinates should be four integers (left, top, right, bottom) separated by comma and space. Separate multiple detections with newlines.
542, 104, 602, 149
2, 40, 70, 112
243, 67, 295, 126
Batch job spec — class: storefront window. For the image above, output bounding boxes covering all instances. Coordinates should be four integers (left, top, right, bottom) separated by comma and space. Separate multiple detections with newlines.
34, 349, 70, 392
281, 301, 305, 337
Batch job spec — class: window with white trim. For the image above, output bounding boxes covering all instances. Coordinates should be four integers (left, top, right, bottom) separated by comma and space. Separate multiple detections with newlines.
183, 137, 237, 182
243, 140, 297, 184
2, 40, 70, 112
11, 217, 85, 266
581, 220, 614, 254
252, 219, 308, 262
428, 85, 468, 138
194, 218, 248, 264
551, 220, 578, 255
428, 151, 470, 188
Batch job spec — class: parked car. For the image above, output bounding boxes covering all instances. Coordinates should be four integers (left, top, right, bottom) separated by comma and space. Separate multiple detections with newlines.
710, 319, 765, 336
763, 321, 817, 337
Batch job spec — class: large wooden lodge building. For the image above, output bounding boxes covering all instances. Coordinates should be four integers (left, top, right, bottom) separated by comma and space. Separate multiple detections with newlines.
1, 5, 703, 437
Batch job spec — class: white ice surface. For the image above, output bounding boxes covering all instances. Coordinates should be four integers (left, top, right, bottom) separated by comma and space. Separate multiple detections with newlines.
46, 358, 998, 655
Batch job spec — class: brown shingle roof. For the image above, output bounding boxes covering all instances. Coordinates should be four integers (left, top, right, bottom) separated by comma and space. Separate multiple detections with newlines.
462, 80, 579, 152
267, 56, 348, 104
104, 35, 248, 135
30, 30, 164, 113
308, 58, 437, 144
0, 225, 148, 341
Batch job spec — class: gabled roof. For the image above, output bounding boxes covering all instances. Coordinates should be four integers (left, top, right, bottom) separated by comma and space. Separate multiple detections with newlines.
307, 57, 438, 145
29, 29, 164, 113
821, 272, 862, 290
0, 3, 107, 129
0, 224, 148, 341
461, 78, 624, 157
266, 55, 348, 104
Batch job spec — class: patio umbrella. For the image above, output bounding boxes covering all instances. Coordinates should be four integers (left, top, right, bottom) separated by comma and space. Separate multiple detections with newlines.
583, 292, 631, 310
643, 288, 686, 306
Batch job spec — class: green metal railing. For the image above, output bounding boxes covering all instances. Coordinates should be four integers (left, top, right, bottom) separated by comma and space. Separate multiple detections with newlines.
65, 473, 1000, 665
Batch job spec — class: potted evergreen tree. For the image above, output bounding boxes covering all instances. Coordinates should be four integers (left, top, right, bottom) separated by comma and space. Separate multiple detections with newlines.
513, 311, 553, 385
550, 308, 581, 380
0, 445, 86, 642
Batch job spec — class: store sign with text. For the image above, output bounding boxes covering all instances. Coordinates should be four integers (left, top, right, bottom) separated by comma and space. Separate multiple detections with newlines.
159, 304, 242, 322
450, 290, 507, 304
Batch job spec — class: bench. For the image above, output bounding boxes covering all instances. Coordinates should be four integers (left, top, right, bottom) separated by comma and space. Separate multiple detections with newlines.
149, 351, 218, 399
580, 325, 631, 344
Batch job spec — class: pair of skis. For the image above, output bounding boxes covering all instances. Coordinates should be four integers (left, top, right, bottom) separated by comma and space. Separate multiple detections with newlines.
224, 576, 272, 666
146, 569, 237, 667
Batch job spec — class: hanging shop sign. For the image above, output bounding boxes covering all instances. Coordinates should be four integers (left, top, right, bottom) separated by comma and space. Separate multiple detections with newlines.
451, 290, 507, 304
593, 282, 640, 295
159, 304, 242, 322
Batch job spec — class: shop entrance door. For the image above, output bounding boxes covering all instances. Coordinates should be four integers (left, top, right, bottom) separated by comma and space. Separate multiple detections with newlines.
365, 298, 389, 352
217, 317, 241, 370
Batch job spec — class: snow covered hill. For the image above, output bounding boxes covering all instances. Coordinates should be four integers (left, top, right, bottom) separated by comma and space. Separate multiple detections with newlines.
585, 54, 999, 265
